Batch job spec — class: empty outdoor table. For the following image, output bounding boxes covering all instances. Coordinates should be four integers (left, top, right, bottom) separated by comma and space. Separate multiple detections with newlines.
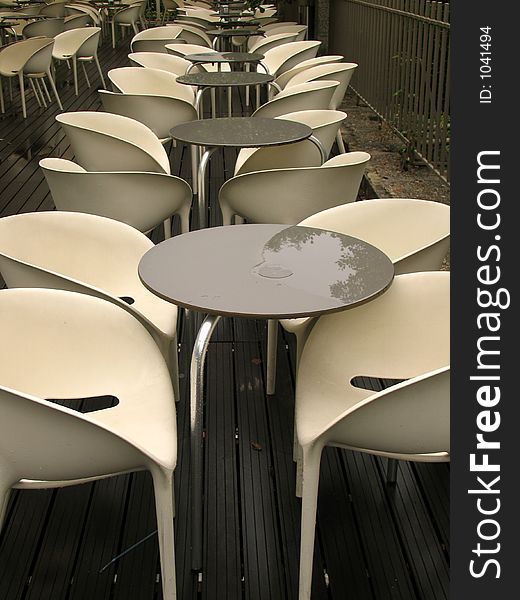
169, 117, 326, 228
177, 71, 274, 117
138, 223, 395, 570
184, 51, 266, 73
208, 27, 264, 51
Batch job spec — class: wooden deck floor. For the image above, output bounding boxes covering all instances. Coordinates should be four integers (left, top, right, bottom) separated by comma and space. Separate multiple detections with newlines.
0, 31, 449, 599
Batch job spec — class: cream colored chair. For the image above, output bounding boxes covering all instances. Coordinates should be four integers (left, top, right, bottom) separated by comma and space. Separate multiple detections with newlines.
219, 152, 370, 225
247, 31, 298, 54
128, 51, 192, 76
39, 157, 192, 235
111, 2, 141, 48
295, 271, 450, 600
56, 111, 171, 173
130, 24, 182, 52
22, 17, 65, 38
0, 287, 177, 600
0, 37, 62, 118
107, 65, 195, 104
234, 109, 347, 175
284, 62, 358, 152
273, 55, 344, 90
0, 211, 182, 399
161, 0, 179, 24
251, 80, 339, 119
39, 2, 67, 18
276, 198, 451, 396
63, 12, 92, 29
174, 22, 212, 46
52, 27, 105, 95
261, 40, 321, 77
262, 21, 298, 32
165, 42, 231, 72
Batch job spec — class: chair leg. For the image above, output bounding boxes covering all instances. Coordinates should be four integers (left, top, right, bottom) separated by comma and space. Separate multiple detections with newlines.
336, 129, 346, 154
28, 79, 42, 107
298, 444, 323, 600
46, 70, 63, 110
72, 57, 79, 96
40, 78, 51, 104
0, 484, 12, 531
81, 61, 90, 88
111, 20, 116, 49
150, 467, 177, 600
163, 218, 172, 240
94, 55, 106, 89
0, 78, 4, 114
18, 73, 26, 119
266, 319, 278, 395
168, 332, 180, 403
387, 459, 398, 484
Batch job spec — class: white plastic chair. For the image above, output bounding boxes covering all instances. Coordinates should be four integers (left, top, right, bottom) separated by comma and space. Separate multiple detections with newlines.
63, 12, 92, 29
111, 2, 141, 48
276, 198, 451, 396
234, 109, 347, 175
56, 111, 171, 173
219, 151, 371, 225
262, 21, 298, 32
0, 37, 62, 118
130, 24, 182, 52
273, 55, 344, 90
251, 80, 339, 119
128, 51, 192, 76
174, 22, 212, 47
261, 40, 321, 77
0, 210, 182, 398
52, 27, 105, 95
165, 42, 231, 72
39, 2, 67, 18
295, 271, 450, 600
107, 65, 195, 104
161, 0, 179, 24
39, 157, 192, 235
247, 31, 299, 54
0, 287, 178, 600
22, 17, 65, 38
284, 62, 358, 152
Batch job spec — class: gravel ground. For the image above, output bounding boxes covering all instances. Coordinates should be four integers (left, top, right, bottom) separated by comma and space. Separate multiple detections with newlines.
339, 89, 451, 269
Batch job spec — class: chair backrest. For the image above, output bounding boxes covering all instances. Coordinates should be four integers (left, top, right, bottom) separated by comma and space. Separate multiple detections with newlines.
99, 89, 197, 141
235, 109, 347, 175
65, 4, 102, 25
252, 81, 339, 119
298, 272, 450, 456
164, 43, 231, 72
265, 24, 307, 40
286, 62, 358, 110
274, 55, 344, 90
175, 23, 212, 46
22, 17, 65, 38
219, 151, 371, 225
128, 51, 191, 76
0, 212, 169, 344
262, 21, 298, 32
39, 2, 66, 17
130, 25, 182, 53
108, 66, 195, 103
262, 40, 321, 76
63, 12, 92, 30
114, 3, 141, 25
53, 27, 101, 59
0, 37, 53, 74
298, 198, 451, 274
247, 31, 298, 53
39, 158, 192, 233
0, 288, 175, 480
56, 111, 171, 173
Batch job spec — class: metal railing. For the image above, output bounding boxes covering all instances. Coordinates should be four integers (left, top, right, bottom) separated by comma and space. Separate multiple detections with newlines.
338, 0, 450, 181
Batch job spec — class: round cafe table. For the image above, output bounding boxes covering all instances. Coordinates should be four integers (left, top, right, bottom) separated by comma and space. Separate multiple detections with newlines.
138, 223, 395, 570
184, 51, 266, 73
177, 71, 275, 116
169, 117, 326, 228
208, 27, 264, 51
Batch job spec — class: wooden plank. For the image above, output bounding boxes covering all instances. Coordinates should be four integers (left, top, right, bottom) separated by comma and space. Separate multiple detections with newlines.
234, 341, 285, 599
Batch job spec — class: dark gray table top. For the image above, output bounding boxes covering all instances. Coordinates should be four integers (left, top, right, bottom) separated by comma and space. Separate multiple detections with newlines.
185, 51, 264, 64
138, 224, 395, 318
170, 117, 311, 148
177, 71, 273, 88
207, 27, 264, 36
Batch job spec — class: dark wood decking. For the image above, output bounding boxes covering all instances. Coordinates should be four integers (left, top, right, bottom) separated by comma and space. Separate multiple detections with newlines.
0, 31, 449, 599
